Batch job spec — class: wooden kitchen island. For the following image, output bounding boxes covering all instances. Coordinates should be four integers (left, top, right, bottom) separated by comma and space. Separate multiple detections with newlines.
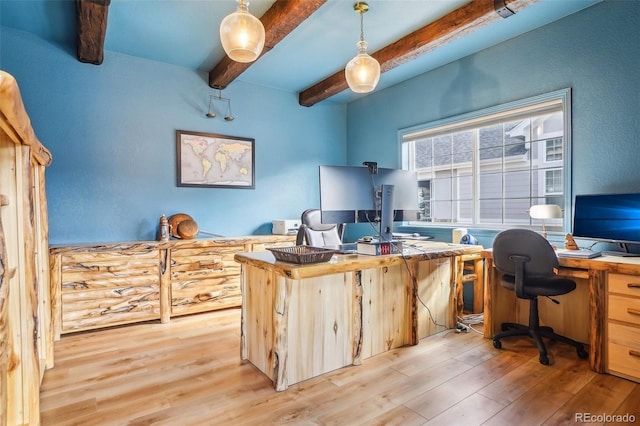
234, 241, 482, 391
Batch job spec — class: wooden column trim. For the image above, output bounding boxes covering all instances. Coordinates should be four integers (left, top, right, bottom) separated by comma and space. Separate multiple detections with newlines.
589, 269, 606, 373
352, 270, 363, 365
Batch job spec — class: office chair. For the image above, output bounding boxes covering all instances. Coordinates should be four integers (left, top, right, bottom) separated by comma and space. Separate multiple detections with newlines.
295, 209, 344, 247
491, 228, 589, 365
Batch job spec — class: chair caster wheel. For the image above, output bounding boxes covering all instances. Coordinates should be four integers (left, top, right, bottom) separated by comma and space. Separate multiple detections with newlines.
539, 354, 550, 365
577, 346, 588, 359
493, 339, 502, 349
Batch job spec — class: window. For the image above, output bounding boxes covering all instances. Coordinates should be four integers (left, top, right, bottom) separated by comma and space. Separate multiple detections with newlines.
545, 138, 563, 162
545, 169, 563, 194
400, 89, 571, 232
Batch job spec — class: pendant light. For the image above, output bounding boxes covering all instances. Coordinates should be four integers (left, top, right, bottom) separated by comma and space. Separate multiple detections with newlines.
345, 2, 380, 93
219, 0, 266, 63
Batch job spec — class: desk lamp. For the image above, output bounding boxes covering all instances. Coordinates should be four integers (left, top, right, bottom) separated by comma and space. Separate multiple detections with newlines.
529, 204, 562, 239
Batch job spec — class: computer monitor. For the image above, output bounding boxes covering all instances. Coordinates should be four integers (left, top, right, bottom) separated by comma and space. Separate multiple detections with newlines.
319, 164, 419, 242
573, 192, 640, 255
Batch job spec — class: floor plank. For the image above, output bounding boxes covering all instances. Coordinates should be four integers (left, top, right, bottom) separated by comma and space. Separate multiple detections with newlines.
40, 308, 640, 425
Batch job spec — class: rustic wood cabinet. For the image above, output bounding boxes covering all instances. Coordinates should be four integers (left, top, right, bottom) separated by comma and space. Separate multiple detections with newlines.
50, 236, 294, 336
0, 71, 53, 426
607, 272, 640, 382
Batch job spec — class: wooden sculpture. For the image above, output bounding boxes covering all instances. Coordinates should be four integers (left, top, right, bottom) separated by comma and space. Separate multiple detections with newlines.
565, 233, 579, 250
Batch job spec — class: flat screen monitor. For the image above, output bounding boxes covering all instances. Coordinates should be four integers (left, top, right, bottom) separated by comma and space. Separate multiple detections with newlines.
573, 192, 640, 253
319, 165, 419, 241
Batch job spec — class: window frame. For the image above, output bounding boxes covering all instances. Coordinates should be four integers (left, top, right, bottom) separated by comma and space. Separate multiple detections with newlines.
398, 88, 572, 233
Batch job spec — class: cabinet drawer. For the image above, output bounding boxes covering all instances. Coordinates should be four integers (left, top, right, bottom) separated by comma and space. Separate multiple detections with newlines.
607, 322, 640, 382
608, 273, 640, 297
61, 284, 160, 332
171, 276, 241, 316
170, 246, 243, 281
61, 252, 159, 293
608, 294, 640, 326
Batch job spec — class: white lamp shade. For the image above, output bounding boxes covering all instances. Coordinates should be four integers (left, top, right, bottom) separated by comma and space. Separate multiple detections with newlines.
220, 4, 265, 63
529, 204, 563, 219
345, 42, 380, 93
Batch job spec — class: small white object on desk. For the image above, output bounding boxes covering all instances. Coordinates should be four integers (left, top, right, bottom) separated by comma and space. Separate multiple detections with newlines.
272, 219, 300, 235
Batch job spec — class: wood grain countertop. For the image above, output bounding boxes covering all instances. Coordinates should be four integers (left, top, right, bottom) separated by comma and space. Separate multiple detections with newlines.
235, 241, 483, 280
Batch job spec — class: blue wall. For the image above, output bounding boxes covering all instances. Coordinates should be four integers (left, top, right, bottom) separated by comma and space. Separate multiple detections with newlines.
1, 28, 346, 244
345, 0, 640, 248
2, 1, 638, 248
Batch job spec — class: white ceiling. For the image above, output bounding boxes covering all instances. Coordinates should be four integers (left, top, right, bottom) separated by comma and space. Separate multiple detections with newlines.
1, 0, 602, 104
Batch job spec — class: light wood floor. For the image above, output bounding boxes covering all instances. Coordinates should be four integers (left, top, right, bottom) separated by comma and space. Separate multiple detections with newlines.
41, 308, 640, 425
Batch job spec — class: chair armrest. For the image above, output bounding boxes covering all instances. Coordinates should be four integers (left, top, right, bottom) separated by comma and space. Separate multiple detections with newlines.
296, 225, 307, 245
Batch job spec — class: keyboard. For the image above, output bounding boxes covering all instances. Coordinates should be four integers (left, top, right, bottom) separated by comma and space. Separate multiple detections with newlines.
392, 233, 434, 241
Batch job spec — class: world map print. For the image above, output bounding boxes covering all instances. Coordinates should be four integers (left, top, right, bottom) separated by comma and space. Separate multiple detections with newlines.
179, 132, 254, 188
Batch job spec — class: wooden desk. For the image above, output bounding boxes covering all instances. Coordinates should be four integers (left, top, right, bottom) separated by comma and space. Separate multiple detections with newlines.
482, 249, 640, 382
235, 242, 482, 391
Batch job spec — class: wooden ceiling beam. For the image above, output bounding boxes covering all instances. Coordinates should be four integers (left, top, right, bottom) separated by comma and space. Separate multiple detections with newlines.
298, 0, 539, 107
76, 0, 111, 65
209, 0, 327, 90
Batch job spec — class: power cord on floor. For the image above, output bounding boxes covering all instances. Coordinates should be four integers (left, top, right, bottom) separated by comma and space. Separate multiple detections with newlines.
456, 312, 484, 335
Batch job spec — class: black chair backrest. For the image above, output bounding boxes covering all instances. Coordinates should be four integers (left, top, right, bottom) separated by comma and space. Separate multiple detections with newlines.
302, 209, 337, 232
296, 209, 344, 246
492, 228, 559, 279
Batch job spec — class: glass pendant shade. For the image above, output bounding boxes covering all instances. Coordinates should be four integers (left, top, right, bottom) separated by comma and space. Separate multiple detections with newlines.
345, 40, 380, 93
220, 1, 265, 63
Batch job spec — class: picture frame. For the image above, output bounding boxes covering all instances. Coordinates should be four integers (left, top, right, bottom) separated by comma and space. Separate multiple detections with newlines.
176, 130, 255, 189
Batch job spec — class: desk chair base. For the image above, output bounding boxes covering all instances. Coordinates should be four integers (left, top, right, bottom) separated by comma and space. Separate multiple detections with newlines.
492, 298, 589, 365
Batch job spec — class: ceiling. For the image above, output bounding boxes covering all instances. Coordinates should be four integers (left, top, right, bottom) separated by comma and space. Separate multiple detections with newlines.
1, 0, 601, 105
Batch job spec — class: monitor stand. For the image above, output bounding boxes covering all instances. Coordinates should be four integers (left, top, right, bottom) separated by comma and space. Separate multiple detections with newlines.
601, 251, 640, 257
379, 184, 394, 242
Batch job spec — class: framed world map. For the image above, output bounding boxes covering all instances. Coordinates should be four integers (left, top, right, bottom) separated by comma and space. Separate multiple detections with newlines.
176, 130, 255, 189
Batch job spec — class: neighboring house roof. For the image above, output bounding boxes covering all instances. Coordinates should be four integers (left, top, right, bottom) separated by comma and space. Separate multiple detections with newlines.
414, 121, 528, 169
